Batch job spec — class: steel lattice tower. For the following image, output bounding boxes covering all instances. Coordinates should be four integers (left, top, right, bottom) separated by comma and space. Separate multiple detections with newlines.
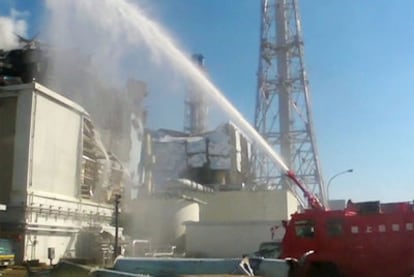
254, 0, 326, 206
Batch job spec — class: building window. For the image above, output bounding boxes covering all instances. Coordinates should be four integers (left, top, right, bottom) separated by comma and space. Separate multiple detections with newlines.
295, 220, 315, 238
392, 224, 400, 231
378, 225, 386, 232
351, 226, 359, 234
406, 223, 414, 231
327, 219, 343, 237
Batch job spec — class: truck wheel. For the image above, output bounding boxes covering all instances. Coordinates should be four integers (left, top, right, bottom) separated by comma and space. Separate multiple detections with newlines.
308, 262, 342, 277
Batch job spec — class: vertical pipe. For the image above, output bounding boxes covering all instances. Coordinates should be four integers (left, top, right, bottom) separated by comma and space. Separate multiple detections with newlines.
114, 194, 121, 259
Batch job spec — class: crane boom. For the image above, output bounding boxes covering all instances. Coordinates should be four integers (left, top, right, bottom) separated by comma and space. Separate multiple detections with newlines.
286, 170, 325, 210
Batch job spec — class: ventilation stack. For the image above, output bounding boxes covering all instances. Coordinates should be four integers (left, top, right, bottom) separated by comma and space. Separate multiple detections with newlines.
184, 54, 208, 135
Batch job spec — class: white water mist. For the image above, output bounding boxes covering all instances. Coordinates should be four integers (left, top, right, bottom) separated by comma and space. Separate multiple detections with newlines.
45, 0, 289, 173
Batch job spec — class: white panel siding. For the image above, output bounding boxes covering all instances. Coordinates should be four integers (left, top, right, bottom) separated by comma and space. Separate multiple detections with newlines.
31, 94, 81, 197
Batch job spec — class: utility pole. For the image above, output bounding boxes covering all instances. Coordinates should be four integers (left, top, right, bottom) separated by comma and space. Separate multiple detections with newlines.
254, 0, 326, 206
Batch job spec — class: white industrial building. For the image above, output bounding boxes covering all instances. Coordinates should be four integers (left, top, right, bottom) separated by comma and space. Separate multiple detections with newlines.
0, 82, 127, 264
130, 117, 300, 259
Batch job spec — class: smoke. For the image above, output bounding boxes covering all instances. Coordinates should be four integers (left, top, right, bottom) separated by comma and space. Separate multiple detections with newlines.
44, 1, 189, 128
43, 0, 287, 173
44, 1, 177, 84
0, 9, 28, 50
43, 0, 191, 192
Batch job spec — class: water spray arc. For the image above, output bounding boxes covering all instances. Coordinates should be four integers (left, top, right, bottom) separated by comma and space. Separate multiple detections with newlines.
254, 0, 326, 206
46, 0, 292, 195
76, 1, 291, 172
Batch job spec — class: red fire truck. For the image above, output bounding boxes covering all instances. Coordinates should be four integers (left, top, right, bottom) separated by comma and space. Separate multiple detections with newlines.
281, 171, 414, 277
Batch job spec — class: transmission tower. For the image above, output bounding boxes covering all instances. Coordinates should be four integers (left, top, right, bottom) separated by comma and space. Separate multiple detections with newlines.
254, 0, 326, 206
184, 54, 208, 135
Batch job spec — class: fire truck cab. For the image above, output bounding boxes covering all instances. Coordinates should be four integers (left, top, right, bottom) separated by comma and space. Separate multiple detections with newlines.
281, 200, 414, 277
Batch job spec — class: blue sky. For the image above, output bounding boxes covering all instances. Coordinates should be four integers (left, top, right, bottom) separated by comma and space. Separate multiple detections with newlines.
2, 0, 414, 203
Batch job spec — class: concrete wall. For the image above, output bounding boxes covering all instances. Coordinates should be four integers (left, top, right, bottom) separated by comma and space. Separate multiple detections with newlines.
129, 197, 199, 251
185, 221, 285, 258
286, 190, 300, 218
192, 190, 299, 222
182, 190, 297, 258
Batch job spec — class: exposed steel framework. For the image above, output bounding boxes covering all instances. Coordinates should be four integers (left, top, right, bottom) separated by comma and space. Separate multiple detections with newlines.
254, 0, 326, 206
